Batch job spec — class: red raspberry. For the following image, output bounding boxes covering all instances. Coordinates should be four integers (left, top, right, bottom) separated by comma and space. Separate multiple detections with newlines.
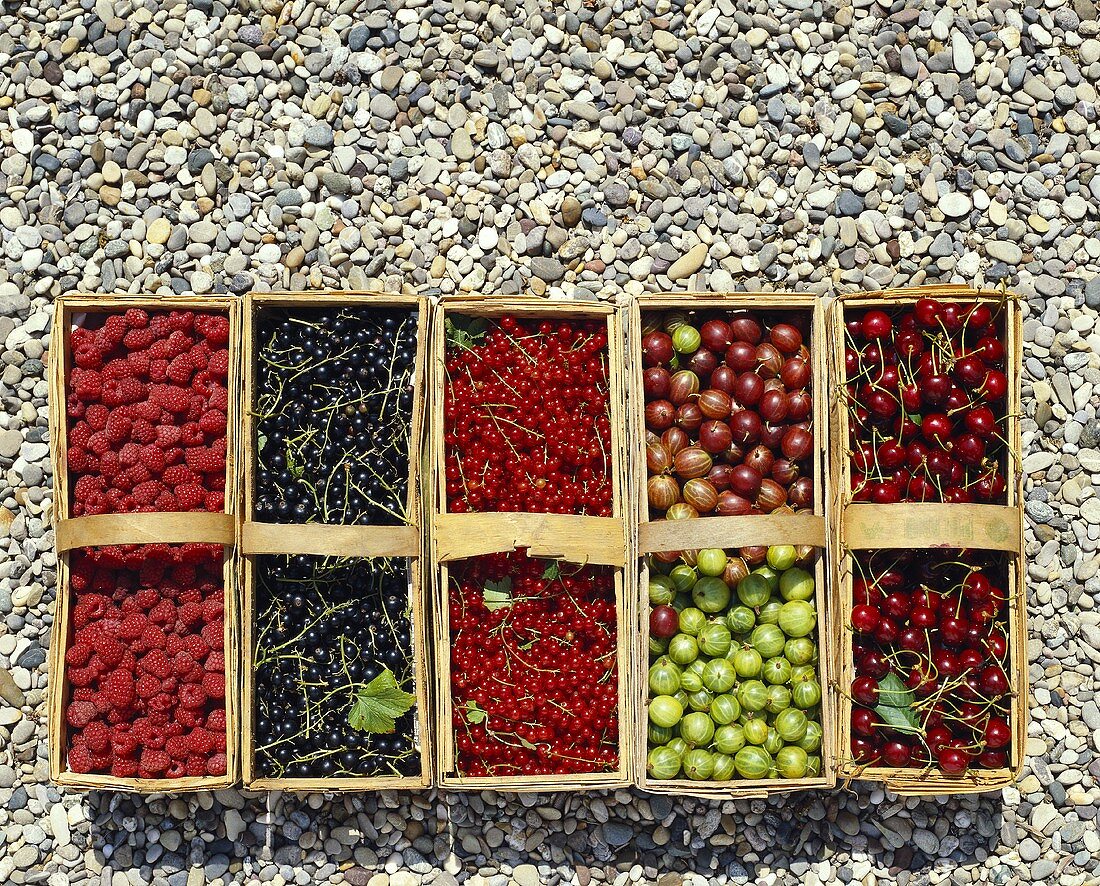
187, 728, 215, 755
104, 315, 128, 343
165, 735, 190, 759
204, 491, 225, 512
204, 650, 225, 673
186, 756, 208, 777
139, 748, 170, 775
131, 400, 161, 422
149, 600, 176, 627
102, 671, 135, 709
93, 635, 126, 667
125, 308, 149, 329
207, 753, 228, 776
139, 649, 172, 679
179, 684, 207, 710
74, 346, 104, 369
118, 614, 147, 640
181, 543, 219, 565
180, 634, 209, 660
65, 641, 93, 667
206, 709, 227, 734
131, 419, 157, 444
103, 358, 134, 380
198, 409, 227, 436
112, 726, 140, 757
150, 385, 191, 414
172, 651, 197, 676
66, 700, 98, 728
70, 422, 93, 449
111, 758, 139, 778
167, 311, 194, 332
135, 673, 160, 699
128, 350, 152, 377
72, 368, 103, 400
84, 404, 109, 430
176, 707, 205, 729
207, 385, 229, 412
132, 481, 162, 506
202, 672, 225, 700
177, 602, 204, 628
123, 327, 155, 350
135, 588, 159, 609
196, 313, 230, 345
176, 423, 200, 448
84, 720, 110, 753
167, 354, 194, 385
161, 463, 195, 486
104, 410, 132, 443
68, 665, 97, 687
101, 377, 146, 407
149, 358, 169, 382
68, 743, 95, 774
185, 447, 225, 476
202, 621, 222, 648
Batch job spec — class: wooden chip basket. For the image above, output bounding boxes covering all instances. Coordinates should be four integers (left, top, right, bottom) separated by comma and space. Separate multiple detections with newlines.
238, 292, 432, 791
628, 292, 836, 798
428, 296, 635, 791
48, 295, 241, 791
828, 284, 1026, 794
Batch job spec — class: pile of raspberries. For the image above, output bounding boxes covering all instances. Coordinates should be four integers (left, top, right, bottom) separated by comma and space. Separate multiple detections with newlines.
67, 309, 230, 516
65, 543, 228, 779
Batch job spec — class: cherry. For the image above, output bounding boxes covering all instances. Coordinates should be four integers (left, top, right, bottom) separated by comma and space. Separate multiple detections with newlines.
913, 298, 940, 328
937, 746, 969, 775
910, 606, 936, 629
852, 676, 879, 707
882, 740, 912, 767
922, 413, 953, 446
852, 707, 878, 736
858, 649, 890, 679
953, 355, 986, 387
940, 615, 970, 646
979, 369, 1008, 402
964, 405, 998, 438
980, 665, 1010, 698
898, 627, 927, 653
978, 749, 1008, 769
883, 591, 911, 620
650, 605, 679, 639
851, 604, 881, 635
984, 717, 1011, 749
975, 336, 1005, 365
851, 736, 879, 763
926, 725, 952, 754
862, 310, 893, 341
922, 374, 952, 406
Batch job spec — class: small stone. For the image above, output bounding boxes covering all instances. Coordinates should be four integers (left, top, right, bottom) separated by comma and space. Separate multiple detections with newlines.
939, 192, 972, 218
667, 243, 708, 281
147, 218, 172, 245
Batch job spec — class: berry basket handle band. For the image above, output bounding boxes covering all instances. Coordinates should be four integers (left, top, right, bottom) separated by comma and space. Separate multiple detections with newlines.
637, 512, 826, 556
55, 512, 235, 552
433, 513, 627, 567
240, 522, 420, 558
842, 504, 1022, 553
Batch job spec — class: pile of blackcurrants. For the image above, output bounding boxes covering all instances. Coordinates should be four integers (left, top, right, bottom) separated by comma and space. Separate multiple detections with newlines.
253, 555, 419, 778
254, 306, 417, 525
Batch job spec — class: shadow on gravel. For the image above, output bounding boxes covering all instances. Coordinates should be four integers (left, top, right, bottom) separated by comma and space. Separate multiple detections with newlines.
78, 782, 1007, 884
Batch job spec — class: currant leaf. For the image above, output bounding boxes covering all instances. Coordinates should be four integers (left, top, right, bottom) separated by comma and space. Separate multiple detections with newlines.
483, 577, 513, 610
348, 668, 416, 734
876, 671, 915, 709
445, 316, 489, 350
462, 700, 487, 724
542, 561, 561, 580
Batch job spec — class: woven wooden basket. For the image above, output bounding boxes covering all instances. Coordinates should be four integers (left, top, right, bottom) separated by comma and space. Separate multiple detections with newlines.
428, 296, 635, 791
238, 292, 432, 791
828, 284, 1026, 795
628, 292, 836, 798
48, 295, 241, 791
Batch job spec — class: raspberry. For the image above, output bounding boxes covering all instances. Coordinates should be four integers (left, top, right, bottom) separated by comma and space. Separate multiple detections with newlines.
180, 422, 205, 446
139, 748, 170, 775
173, 651, 198, 677
181, 543, 219, 565
87, 431, 111, 456
149, 692, 175, 714
135, 673, 161, 699
68, 665, 97, 687
141, 625, 167, 651
111, 726, 141, 757
111, 758, 139, 778
104, 410, 132, 443
149, 358, 169, 382
102, 377, 146, 407
149, 600, 176, 626
132, 480, 162, 506
102, 670, 135, 709
72, 368, 103, 401
206, 709, 227, 734
187, 727, 215, 755
202, 621, 223, 648
125, 308, 149, 329
185, 447, 225, 476
186, 756, 208, 777
136, 588, 159, 609
207, 385, 229, 412
196, 313, 230, 345
139, 649, 173, 679
118, 613, 147, 640
176, 707, 204, 729
205, 650, 225, 673
84, 720, 111, 753
123, 327, 155, 350
131, 400, 161, 422
65, 641, 93, 667
93, 635, 126, 667
180, 634, 209, 660
131, 419, 157, 444
161, 464, 196, 487
74, 346, 104, 369
179, 684, 207, 710
104, 315, 128, 343
207, 753, 228, 776
198, 409, 228, 436
166, 735, 190, 759
68, 743, 95, 774
167, 354, 195, 385
66, 700, 98, 728
150, 384, 191, 414
202, 672, 225, 700
103, 358, 135, 380
175, 601, 203, 628
70, 422, 93, 449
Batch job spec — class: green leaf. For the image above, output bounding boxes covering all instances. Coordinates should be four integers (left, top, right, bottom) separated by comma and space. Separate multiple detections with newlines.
462, 700, 487, 724
873, 671, 921, 734
483, 577, 513, 611
519, 737, 537, 750
286, 446, 304, 479
542, 561, 561, 581
257, 432, 268, 452
876, 671, 915, 709
348, 668, 416, 734
875, 702, 921, 733
445, 316, 489, 350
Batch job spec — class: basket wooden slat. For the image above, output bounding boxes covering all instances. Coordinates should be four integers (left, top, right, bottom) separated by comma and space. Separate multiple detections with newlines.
429, 296, 634, 791
238, 291, 432, 791
828, 285, 1026, 794
48, 294, 242, 791
628, 292, 836, 798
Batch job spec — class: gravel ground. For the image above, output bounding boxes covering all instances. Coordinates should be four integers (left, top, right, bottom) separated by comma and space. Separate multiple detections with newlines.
1, 0, 1099, 883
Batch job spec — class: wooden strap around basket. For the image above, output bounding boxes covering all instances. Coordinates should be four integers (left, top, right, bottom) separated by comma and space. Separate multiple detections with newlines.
843, 504, 1021, 553
240, 522, 420, 558
638, 513, 826, 555
433, 513, 626, 566
55, 512, 235, 552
